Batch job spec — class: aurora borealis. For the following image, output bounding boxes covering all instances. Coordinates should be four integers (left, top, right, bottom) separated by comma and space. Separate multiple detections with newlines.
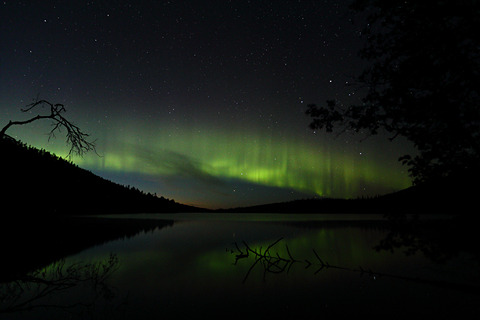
0, 1, 413, 208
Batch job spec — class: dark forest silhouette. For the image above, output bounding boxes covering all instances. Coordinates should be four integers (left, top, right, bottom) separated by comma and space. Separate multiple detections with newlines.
0, 136, 200, 215
216, 176, 475, 214
0, 99, 206, 214
1, 106, 474, 216
1, 2, 479, 318
306, 0, 480, 185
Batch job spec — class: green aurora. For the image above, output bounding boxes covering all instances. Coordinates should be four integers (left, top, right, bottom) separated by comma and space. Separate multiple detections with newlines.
0, 0, 416, 209
9, 119, 412, 208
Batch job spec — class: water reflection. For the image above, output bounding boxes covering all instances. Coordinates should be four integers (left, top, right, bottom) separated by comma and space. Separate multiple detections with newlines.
0, 254, 121, 319
2, 214, 479, 318
230, 238, 480, 295
230, 238, 375, 284
0, 217, 174, 282
376, 214, 480, 263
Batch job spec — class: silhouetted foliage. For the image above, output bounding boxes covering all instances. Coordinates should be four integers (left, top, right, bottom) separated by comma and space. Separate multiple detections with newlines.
0, 99, 97, 158
306, 0, 480, 183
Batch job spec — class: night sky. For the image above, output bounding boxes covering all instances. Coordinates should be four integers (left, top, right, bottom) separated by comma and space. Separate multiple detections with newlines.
1, 1, 414, 209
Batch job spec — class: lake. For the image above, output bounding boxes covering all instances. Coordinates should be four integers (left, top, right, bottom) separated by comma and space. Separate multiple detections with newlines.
2, 213, 479, 319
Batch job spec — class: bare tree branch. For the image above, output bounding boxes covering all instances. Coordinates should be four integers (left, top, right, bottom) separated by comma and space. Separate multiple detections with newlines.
0, 99, 97, 158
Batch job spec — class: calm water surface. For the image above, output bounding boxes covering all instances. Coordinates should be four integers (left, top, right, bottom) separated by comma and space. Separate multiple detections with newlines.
3, 213, 479, 319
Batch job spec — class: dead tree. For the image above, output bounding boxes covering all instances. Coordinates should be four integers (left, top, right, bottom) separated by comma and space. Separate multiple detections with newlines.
0, 99, 96, 157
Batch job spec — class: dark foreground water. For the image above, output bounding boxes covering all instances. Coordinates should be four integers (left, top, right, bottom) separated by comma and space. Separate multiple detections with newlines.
2, 213, 479, 319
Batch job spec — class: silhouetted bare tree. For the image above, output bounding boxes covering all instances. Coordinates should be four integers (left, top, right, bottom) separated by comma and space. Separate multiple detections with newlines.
0, 99, 96, 157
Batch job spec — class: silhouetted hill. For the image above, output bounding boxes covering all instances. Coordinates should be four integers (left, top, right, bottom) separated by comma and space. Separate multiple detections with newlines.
0, 137, 203, 215
3, 136, 475, 216
217, 175, 476, 214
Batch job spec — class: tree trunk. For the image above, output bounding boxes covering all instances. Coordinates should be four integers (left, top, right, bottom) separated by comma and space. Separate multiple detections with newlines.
0, 121, 13, 138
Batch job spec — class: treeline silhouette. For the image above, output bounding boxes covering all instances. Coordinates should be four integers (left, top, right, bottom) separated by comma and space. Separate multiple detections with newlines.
2, 135, 474, 215
0, 136, 201, 215
217, 177, 476, 214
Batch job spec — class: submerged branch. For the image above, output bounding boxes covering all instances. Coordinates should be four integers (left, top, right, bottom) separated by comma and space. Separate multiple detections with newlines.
0, 254, 119, 314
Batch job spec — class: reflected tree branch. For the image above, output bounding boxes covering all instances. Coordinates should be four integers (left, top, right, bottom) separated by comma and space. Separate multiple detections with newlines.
0, 254, 119, 315
230, 239, 480, 295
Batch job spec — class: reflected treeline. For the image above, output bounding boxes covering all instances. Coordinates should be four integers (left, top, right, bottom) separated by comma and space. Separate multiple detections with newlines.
277, 215, 480, 265
1, 217, 175, 318
377, 214, 480, 263
230, 238, 480, 295
270, 219, 390, 231
1, 217, 174, 282
0, 254, 121, 317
